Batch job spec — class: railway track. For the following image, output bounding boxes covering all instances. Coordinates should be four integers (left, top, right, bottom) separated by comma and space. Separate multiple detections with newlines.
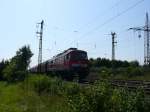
53, 71, 150, 94
110, 79, 150, 94
80, 79, 150, 94
83, 72, 150, 93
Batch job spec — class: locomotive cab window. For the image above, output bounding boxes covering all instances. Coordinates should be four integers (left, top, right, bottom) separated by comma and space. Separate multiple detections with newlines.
70, 51, 87, 61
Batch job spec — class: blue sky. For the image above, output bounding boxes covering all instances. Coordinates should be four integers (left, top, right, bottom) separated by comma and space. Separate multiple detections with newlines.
0, 0, 150, 66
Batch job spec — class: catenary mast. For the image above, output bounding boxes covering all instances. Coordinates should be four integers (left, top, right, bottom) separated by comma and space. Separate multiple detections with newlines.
129, 13, 150, 65
36, 20, 44, 72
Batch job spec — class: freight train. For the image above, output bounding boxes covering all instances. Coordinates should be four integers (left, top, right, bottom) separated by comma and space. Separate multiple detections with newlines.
30, 48, 89, 81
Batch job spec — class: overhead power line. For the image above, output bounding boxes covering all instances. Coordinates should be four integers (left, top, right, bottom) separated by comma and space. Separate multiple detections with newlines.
63, 0, 124, 47
82, 0, 144, 38
68, 0, 144, 46
78, 0, 123, 31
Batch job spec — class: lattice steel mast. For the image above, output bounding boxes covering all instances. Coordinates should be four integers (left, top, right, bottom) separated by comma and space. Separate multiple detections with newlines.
111, 32, 117, 60
129, 13, 150, 65
36, 20, 44, 72
144, 13, 150, 65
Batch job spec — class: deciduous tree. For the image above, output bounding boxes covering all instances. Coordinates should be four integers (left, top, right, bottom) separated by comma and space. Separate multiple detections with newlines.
3, 45, 33, 82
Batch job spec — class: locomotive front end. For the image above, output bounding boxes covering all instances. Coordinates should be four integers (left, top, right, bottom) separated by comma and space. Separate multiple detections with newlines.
69, 50, 89, 79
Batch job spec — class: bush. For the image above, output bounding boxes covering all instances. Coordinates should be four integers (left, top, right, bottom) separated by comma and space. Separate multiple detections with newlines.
3, 64, 27, 82
127, 67, 143, 77
67, 81, 112, 112
25, 74, 54, 94
98, 67, 112, 79
63, 82, 81, 95
66, 80, 150, 112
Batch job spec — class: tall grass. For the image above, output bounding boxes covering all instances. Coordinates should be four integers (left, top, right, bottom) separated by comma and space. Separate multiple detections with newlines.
0, 75, 69, 112
0, 74, 150, 112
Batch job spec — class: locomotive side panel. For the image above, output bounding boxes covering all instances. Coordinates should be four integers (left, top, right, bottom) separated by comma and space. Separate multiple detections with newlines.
30, 48, 89, 80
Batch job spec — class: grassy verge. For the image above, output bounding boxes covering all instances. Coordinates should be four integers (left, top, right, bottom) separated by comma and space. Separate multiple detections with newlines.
0, 76, 68, 112
0, 74, 150, 112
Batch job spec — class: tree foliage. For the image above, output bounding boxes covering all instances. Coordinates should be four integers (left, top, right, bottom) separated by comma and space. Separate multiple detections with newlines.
0, 60, 9, 80
89, 58, 139, 68
3, 45, 33, 82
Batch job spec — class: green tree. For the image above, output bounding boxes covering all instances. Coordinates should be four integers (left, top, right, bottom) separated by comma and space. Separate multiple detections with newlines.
3, 45, 33, 82
129, 60, 139, 67
0, 59, 9, 80
89, 58, 133, 68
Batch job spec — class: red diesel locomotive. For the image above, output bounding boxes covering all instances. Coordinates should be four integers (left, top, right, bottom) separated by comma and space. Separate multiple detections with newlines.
30, 48, 89, 80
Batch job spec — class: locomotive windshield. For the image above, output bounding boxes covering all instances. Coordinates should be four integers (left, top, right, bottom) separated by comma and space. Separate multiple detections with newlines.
70, 51, 87, 61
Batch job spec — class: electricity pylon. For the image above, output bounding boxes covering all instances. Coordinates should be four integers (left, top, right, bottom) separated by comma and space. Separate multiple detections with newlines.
129, 13, 150, 65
